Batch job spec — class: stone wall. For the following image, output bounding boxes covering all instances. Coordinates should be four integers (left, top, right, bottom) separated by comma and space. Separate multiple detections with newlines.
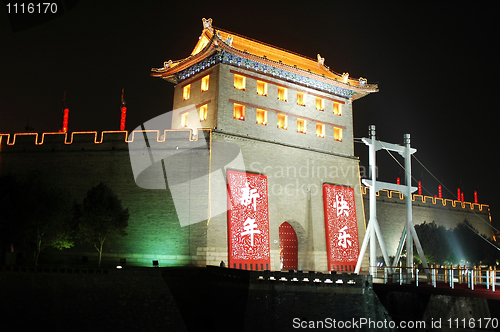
0, 131, 203, 267
0, 129, 369, 271
1, 131, 492, 270
363, 188, 493, 258
215, 64, 352, 156
207, 131, 367, 272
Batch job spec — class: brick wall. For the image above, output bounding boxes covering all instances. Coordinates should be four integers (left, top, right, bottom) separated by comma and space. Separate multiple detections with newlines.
363, 188, 493, 257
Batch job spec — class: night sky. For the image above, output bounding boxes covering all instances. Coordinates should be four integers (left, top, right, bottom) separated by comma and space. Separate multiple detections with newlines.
1, 1, 497, 228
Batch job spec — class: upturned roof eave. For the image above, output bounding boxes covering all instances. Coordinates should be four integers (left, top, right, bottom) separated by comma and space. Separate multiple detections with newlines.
151, 29, 378, 97
150, 41, 219, 82
212, 37, 378, 94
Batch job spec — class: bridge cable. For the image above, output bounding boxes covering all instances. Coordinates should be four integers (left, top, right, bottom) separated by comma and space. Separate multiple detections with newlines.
355, 138, 500, 252
370, 139, 499, 248
387, 144, 500, 252
412, 154, 500, 235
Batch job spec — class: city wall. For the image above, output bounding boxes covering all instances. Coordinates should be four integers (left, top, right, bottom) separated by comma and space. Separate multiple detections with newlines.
0, 131, 207, 267
363, 188, 492, 258
0, 131, 492, 269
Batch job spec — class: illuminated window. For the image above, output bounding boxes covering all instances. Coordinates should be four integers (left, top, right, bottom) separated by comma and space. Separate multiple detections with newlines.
334, 127, 343, 141
297, 92, 305, 106
257, 81, 267, 96
234, 74, 246, 90
277, 86, 287, 101
256, 109, 267, 125
316, 123, 325, 138
233, 104, 245, 120
199, 104, 208, 121
297, 119, 306, 133
183, 84, 191, 100
201, 75, 209, 92
181, 112, 188, 128
333, 102, 342, 116
316, 97, 325, 111
277, 113, 287, 129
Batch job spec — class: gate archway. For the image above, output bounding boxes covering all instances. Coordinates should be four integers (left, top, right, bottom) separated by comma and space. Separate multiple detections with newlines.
279, 222, 298, 270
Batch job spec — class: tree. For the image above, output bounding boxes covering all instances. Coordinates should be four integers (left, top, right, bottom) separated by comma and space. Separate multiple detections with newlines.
415, 219, 500, 266
414, 221, 452, 265
0, 175, 22, 256
76, 183, 129, 267
0, 171, 74, 265
450, 219, 499, 265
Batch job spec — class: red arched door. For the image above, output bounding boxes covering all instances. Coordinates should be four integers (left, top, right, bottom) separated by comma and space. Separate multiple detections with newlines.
279, 222, 298, 270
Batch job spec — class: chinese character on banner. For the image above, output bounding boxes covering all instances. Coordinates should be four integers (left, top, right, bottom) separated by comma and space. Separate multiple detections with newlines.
227, 170, 270, 271
336, 194, 350, 218
241, 217, 261, 246
323, 184, 359, 272
337, 226, 352, 249
240, 182, 260, 211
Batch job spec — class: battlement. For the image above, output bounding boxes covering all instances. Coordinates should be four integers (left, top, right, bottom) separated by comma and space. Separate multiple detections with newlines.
0, 129, 211, 152
362, 186, 490, 213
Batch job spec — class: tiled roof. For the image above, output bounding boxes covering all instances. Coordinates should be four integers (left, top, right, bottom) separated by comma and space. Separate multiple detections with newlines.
151, 18, 377, 99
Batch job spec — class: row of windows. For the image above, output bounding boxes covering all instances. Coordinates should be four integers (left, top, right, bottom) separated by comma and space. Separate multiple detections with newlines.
180, 104, 208, 128
234, 103, 343, 141
234, 74, 342, 116
183, 75, 210, 100
181, 73, 342, 116
179, 102, 343, 142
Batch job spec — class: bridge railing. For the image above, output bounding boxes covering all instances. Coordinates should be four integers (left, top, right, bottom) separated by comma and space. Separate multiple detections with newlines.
376, 265, 498, 292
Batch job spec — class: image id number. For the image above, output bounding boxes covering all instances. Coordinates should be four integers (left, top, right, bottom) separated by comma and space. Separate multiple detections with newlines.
6, 3, 58, 14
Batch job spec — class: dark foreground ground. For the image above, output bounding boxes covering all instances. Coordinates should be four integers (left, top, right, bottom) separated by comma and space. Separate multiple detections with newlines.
1, 264, 499, 331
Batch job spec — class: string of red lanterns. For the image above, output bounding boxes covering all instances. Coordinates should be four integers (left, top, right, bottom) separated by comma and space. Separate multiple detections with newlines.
394, 175, 478, 204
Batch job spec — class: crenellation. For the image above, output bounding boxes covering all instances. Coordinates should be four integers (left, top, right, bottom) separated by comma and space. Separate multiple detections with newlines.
362, 187, 492, 257
0, 129, 213, 154
364, 187, 490, 212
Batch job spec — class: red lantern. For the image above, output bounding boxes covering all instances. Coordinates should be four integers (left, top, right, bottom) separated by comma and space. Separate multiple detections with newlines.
62, 108, 69, 133
120, 89, 127, 131
120, 106, 126, 131
120, 106, 126, 130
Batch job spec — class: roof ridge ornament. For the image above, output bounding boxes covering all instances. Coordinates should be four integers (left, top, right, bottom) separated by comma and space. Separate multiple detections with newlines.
217, 31, 233, 46
202, 18, 213, 33
342, 72, 349, 84
317, 54, 325, 66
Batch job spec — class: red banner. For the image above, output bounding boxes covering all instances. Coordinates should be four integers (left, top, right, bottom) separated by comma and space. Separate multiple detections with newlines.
323, 183, 359, 272
227, 170, 270, 270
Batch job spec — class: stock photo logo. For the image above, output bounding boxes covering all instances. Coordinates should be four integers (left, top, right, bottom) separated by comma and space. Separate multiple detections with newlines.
128, 105, 246, 227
